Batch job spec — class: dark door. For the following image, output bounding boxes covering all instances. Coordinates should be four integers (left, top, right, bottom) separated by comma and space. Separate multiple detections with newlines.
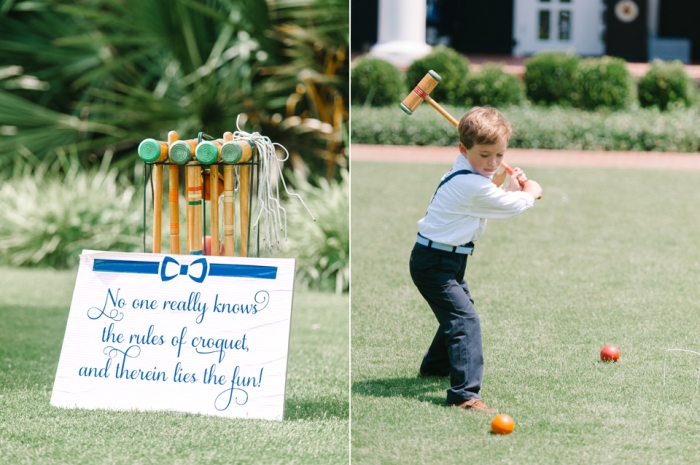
445, 0, 514, 54
605, 0, 647, 62
351, 0, 379, 53
658, 0, 700, 63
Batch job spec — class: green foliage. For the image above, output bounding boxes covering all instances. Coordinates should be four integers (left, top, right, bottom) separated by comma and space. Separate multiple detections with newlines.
405, 46, 469, 105
350, 56, 406, 107
0, 162, 143, 269
0, 0, 348, 181
524, 51, 580, 106
577, 56, 635, 110
256, 0, 349, 180
283, 169, 349, 293
461, 63, 524, 107
350, 104, 700, 152
638, 59, 697, 110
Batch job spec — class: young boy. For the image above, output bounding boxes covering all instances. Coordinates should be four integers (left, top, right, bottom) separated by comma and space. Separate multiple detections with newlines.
409, 107, 542, 413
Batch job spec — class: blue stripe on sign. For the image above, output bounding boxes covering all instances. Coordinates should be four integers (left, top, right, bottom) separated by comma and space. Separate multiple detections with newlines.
209, 263, 277, 280
93, 259, 160, 274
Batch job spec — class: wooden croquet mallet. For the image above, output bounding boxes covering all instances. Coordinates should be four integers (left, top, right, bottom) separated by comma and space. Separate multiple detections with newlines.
195, 140, 223, 256
167, 131, 180, 254
221, 139, 255, 257
137, 138, 169, 254
221, 132, 236, 257
400, 70, 531, 191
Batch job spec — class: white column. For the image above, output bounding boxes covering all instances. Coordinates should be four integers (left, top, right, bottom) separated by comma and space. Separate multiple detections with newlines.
647, 0, 659, 37
370, 0, 432, 68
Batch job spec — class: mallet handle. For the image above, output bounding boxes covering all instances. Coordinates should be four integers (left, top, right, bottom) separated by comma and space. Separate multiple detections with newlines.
240, 164, 250, 257
168, 131, 180, 254
422, 98, 526, 189
152, 165, 163, 253
424, 95, 459, 127
210, 164, 220, 256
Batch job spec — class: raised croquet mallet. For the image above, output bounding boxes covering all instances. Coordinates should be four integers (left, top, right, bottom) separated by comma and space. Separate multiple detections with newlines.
400, 70, 525, 187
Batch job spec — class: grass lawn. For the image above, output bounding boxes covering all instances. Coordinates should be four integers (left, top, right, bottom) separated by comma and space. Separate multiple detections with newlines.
0, 267, 348, 464
351, 159, 700, 464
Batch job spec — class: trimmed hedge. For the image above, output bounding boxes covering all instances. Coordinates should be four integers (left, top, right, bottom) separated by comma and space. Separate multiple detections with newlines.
577, 56, 634, 110
405, 46, 469, 105
638, 59, 697, 110
462, 63, 524, 107
524, 51, 580, 106
351, 47, 698, 112
351, 56, 406, 107
350, 104, 700, 152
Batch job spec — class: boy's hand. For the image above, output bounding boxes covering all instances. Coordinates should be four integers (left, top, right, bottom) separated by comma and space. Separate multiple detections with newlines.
522, 180, 543, 199
504, 167, 542, 199
504, 167, 526, 192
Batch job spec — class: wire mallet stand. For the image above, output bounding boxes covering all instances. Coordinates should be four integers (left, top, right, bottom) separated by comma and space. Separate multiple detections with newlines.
138, 130, 258, 257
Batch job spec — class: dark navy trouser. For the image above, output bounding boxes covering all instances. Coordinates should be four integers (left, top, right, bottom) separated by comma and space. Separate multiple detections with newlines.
409, 242, 484, 405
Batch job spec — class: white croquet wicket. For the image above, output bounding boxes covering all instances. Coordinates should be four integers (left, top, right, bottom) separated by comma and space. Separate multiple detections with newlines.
663, 348, 700, 392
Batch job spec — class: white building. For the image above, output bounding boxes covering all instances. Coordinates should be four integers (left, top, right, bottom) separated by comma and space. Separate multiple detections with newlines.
351, 0, 695, 64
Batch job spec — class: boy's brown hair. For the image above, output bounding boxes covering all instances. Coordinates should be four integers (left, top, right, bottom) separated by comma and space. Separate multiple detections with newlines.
458, 107, 513, 149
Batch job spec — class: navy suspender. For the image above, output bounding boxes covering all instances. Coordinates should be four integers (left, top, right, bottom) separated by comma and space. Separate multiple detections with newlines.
430, 169, 475, 203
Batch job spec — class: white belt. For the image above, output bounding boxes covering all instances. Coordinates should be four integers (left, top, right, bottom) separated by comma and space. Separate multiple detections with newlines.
416, 234, 474, 255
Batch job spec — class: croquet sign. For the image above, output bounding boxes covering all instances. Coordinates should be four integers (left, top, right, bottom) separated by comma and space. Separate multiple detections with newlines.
51, 250, 295, 421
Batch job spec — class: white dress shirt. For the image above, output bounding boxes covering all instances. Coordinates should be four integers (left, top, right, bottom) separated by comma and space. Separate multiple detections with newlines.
417, 154, 535, 246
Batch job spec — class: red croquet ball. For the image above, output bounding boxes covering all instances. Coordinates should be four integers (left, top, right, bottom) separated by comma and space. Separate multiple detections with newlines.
491, 414, 515, 435
203, 236, 224, 255
600, 345, 620, 362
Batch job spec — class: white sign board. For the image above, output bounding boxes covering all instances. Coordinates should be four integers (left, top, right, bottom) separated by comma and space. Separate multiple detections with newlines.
51, 251, 295, 421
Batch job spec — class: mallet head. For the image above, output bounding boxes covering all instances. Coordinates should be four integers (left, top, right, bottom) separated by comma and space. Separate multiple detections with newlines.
400, 70, 441, 115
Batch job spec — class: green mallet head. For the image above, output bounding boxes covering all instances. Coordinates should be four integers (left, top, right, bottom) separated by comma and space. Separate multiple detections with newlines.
195, 140, 221, 165
221, 140, 254, 164
138, 138, 167, 163
169, 140, 194, 165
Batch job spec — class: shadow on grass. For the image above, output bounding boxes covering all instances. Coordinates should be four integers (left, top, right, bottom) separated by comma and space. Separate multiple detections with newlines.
284, 395, 349, 421
352, 376, 448, 406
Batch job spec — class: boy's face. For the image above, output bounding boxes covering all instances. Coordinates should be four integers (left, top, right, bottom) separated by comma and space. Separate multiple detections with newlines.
459, 138, 508, 178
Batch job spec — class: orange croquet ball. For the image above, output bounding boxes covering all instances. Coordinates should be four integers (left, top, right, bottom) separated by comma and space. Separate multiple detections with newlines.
491, 414, 515, 435
600, 344, 620, 362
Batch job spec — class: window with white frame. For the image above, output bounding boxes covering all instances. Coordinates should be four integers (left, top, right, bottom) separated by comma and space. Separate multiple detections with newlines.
538, 0, 572, 41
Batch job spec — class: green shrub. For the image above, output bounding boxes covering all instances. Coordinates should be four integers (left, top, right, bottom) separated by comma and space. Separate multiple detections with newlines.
524, 51, 580, 106
638, 59, 697, 110
351, 104, 700, 152
351, 56, 406, 107
577, 56, 634, 110
282, 169, 349, 293
462, 63, 524, 107
0, 166, 143, 268
405, 46, 469, 105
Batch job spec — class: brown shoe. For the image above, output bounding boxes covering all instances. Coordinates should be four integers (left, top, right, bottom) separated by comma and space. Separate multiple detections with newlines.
448, 398, 497, 413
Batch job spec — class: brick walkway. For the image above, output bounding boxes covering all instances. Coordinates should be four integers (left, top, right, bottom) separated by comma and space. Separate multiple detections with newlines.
351, 144, 700, 170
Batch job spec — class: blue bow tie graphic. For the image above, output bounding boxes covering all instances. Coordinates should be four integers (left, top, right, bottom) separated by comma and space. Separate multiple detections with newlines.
160, 256, 208, 283
92, 257, 277, 282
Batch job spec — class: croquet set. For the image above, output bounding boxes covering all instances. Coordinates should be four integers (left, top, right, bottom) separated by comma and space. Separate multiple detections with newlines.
50, 128, 300, 421
138, 129, 259, 258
